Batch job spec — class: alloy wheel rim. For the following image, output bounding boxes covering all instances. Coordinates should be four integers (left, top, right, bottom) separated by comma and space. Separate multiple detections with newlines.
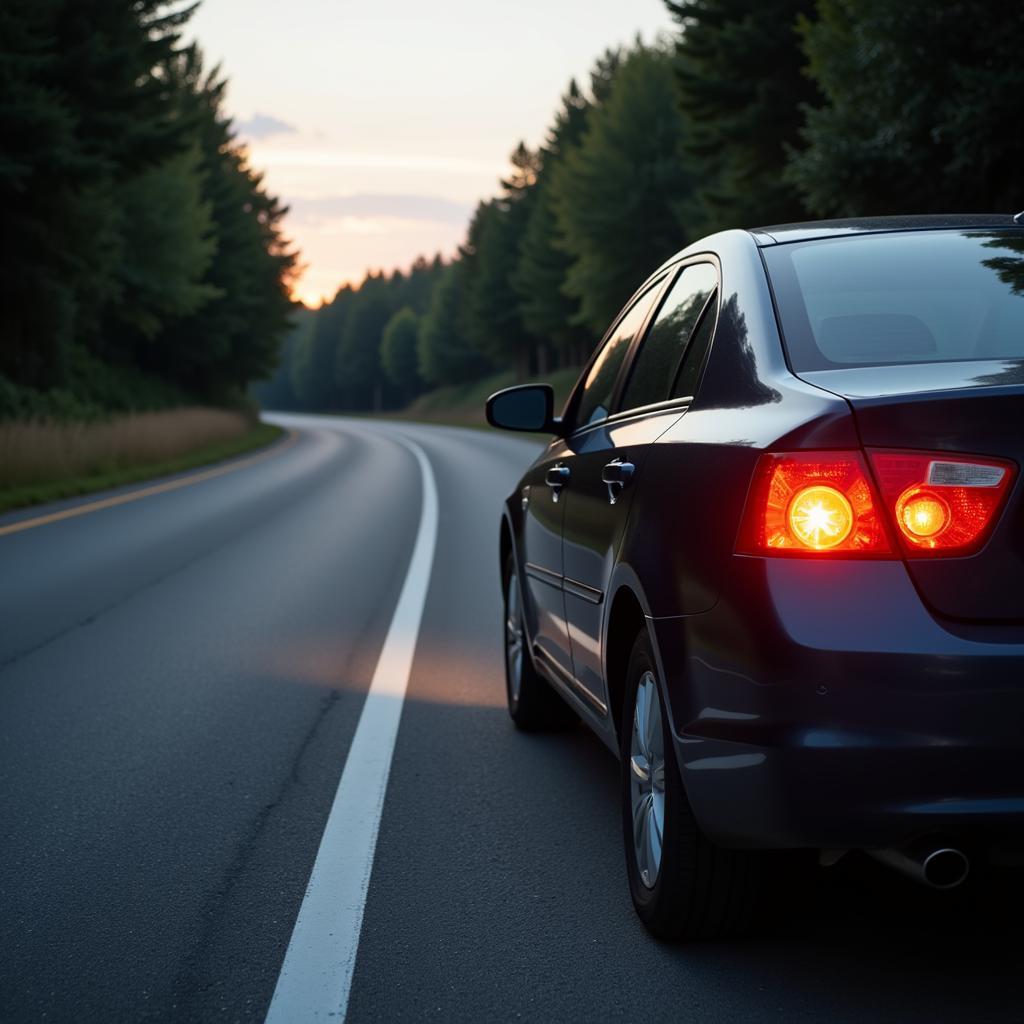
505, 573, 524, 702
629, 670, 666, 889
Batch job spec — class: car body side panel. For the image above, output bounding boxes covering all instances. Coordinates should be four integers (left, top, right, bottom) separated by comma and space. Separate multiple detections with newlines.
614, 230, 860, 620
561, 410, 685, 712
519, 438, 575, 680
503, 476, 621, 748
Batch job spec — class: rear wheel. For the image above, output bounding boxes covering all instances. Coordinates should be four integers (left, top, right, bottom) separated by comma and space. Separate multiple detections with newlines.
503, 554, 575, 731
621, 631, 760, 940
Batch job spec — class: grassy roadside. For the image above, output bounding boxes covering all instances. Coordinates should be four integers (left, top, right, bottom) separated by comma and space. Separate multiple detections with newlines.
0, 422, 284, 515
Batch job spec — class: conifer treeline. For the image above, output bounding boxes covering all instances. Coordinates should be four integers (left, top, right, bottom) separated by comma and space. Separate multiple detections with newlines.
5, 2, 1020, 419
266, 0, 1024, 415
1, 0, 296, 420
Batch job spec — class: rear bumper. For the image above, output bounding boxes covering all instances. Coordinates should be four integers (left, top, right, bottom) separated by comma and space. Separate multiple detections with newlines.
651, 557, 1024, 850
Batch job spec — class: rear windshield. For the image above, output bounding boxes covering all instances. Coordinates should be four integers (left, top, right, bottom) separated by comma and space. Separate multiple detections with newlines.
762, 229, 1024, 371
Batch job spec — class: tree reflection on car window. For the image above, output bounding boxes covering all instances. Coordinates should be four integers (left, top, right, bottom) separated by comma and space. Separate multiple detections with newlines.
575, 287, 660, 428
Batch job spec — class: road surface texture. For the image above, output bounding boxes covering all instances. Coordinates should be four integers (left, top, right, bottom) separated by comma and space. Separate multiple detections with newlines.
0, 414, 1020, 1022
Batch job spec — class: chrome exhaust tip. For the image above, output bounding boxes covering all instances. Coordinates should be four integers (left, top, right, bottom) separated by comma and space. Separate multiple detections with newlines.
921, 847, 970, 889
868, 842, 969, 889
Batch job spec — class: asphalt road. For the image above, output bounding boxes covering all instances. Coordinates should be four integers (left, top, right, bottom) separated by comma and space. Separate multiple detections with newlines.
1, 414, 1021, 1023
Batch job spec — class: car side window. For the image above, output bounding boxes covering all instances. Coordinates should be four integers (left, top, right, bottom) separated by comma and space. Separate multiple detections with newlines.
671, 290, 718, 399
620, 263, 718, 412
573, 285, 661, 430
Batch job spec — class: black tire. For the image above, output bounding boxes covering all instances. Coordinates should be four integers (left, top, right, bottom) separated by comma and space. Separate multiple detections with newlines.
503, 553, 576, 731
621, 630, 760, 940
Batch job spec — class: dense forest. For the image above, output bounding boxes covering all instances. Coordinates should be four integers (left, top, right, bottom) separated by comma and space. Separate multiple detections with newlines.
0, 0, 296, 421
3, 2, 1022, 422
261, 0, 1024, 415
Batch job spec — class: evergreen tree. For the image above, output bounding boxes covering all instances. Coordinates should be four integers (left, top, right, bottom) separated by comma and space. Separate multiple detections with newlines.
159, 49, 297, 398
335, 274, 392, 410
114, 146, 219, 342
273, 257, 449, 413
461, 145, 541, 376
380, 307, 421, 400
252, 306, 313, 410
551, 45, 694, 336
292, 288, 351, 409
0, 0, 196, 392
0, 0, 82, 389
418, 265, 491, 386
513, 80, 591, 367
589, 47, 623, 105
0, 2, 297, 414
788, 1, 1024, 216
401, 255, 445, 315
666, 0, 815, 233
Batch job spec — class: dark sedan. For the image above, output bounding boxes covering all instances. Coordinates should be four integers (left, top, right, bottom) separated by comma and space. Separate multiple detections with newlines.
486, 214, 1024, 940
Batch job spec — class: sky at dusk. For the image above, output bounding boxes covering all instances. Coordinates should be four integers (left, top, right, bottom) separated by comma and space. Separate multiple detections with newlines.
187, 0, 675, 306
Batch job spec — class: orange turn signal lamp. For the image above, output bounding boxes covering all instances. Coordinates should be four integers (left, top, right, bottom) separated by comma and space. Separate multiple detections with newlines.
738, 450, 1015, 558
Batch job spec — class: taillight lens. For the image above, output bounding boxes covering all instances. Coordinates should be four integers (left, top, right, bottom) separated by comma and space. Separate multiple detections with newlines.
738, 451, 892, 556
866, 450, 1016, 556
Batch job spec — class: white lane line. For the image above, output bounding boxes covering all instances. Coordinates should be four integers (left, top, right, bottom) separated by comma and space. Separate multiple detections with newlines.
265, 435, 438, 1023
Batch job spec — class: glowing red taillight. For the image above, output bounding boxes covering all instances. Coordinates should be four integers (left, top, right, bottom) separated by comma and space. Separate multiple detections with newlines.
866, 450, 1016, 556
738, 451, 892, 556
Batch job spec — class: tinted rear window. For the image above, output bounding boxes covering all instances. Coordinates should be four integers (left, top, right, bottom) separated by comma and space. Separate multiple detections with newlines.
763, 230, 1024, 371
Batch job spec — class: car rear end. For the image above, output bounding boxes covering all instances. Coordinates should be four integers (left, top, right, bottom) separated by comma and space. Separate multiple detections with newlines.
674, 224, 1024, 875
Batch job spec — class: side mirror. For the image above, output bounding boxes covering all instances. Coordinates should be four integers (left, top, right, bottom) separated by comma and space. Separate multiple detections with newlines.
485, 384, 560, 434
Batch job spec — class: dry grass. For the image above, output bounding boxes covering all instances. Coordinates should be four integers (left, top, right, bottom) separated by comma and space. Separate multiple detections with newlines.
0, 407, 253, 489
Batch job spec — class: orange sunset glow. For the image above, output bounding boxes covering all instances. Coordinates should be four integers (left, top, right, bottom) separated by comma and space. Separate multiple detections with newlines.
187, 0, 674, 304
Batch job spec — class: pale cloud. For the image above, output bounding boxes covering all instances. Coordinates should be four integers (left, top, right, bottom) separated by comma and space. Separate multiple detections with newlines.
314, 216, 426, 237
236, 112, 297, 140
250, 148, 494, 176
288, 194, 473, 227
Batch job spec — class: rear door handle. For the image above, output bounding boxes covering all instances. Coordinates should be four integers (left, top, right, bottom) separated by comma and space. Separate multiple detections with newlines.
601, 459, 635, 505
545, 464, 570, 502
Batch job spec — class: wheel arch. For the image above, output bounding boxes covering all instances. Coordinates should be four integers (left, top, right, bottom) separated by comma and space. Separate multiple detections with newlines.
604, 583, 649, 744
499, 511, 514, 586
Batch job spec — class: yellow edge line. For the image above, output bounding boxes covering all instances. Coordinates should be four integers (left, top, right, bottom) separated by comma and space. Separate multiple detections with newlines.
0, 429, 300, 538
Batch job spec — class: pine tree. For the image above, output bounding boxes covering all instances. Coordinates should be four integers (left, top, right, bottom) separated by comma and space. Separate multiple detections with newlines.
160, 49, 297, 398
666, 0, 816, 233
461, 145, 541, 376
551, 45, 694, 336
380, 307, 421, 400
252, 306, 313, 410
0, 0, 81, 389
0, 2, 297, 412
292, 288, 351, 410
418, 265, 491, 386
0, 0, 197, 391
513, 80, 591, 368
788, 1, 1024, 216
335, 274, 392, 410
114, 146, 219, 342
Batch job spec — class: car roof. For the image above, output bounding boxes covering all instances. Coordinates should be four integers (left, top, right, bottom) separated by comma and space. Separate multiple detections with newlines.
750, 213, 1023, 245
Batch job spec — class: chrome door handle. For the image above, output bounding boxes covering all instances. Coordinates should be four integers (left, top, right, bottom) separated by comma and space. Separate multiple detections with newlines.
545, 464, 570, 502
601, 459, 635, 505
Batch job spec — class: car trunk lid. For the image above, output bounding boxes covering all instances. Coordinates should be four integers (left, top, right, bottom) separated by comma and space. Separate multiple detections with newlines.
800, 359, 1024, 622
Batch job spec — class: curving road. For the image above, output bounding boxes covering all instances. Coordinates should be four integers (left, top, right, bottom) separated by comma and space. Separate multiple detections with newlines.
0, 414, 1020, 1022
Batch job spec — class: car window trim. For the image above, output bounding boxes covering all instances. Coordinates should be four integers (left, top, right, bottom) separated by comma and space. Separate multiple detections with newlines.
598, 289, 721, 429
668, 285, 720, 399
563, 272, 671, 436
615, 256, 721, 417
604, 275, 672, 419
601, 395, 691, 428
